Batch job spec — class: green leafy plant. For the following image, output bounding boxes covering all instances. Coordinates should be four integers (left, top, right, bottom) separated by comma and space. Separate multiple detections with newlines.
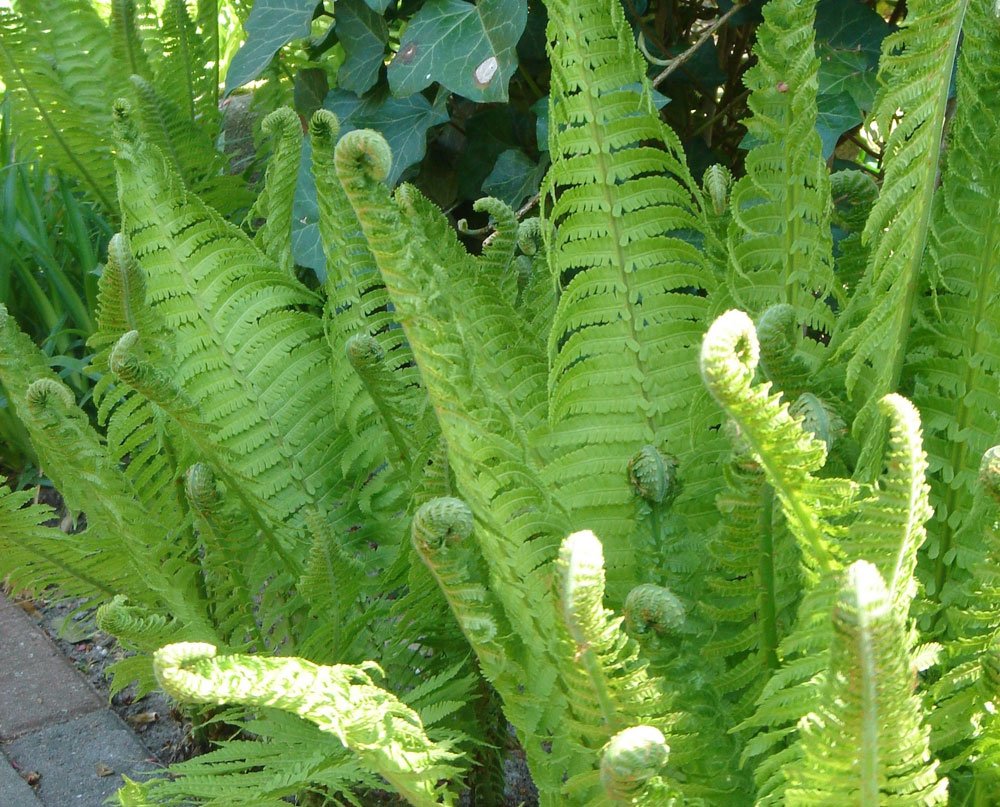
0, 0, 251, 217
3, 0, 1000, 804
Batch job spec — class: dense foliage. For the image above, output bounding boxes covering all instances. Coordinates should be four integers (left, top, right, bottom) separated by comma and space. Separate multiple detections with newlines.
1, 0, 1000, 804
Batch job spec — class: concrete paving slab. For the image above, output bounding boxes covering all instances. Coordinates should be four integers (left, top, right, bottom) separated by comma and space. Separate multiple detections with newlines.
0, 756, 43, 806
0, 597, 101, 739
5, 710, 159, 806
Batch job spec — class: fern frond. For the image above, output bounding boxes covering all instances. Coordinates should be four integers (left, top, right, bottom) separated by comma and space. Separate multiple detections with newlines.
410, 498, 521, 693
154, 642, 463, 806
726, 0, 835, 332
905, 0, 1000, 606
541, 0, 720, 589
557, 531, 672, 734
703, 447, 798, 719
784, 561, 947, 804
112, 100, 345, 571
129, 74, 251, 217
0, 485, 121, 602
0, 0, 123, 209
184, 463, 267, 649
247, 108, 302, 274
0, 307, 213, 635
700, 309, 847, 575
473, 197, 520, 303
841, 393, 932, 610
756, 304, 815, 401
830, 0, 971, 408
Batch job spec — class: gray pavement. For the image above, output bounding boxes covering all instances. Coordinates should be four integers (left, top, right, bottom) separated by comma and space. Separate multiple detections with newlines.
1, 595, 159, 805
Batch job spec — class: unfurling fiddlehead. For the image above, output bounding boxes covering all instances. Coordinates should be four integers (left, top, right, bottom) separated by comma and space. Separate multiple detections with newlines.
411, 498, 511, 676
600, 725, 680, 805
153, 642, 461, 806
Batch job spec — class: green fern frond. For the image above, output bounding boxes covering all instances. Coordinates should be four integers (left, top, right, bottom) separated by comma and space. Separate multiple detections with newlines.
184, 463, 267, 649
247, 108, 302, 274
0, 0, 123, 209
755, 304, 816, 401
125, 708, 375, 805
784, 561, 947, 804
112, 100, 344, 570
841, 394, 932, 610
129, 74, 251, 217
700, 309, 847, 575
0, 484, 120, 602
109, 0, 157, 80
473, 197, 520, 303
312, 109, 425, 511
541, 0, 720, 589
830, 0, 971, 407
411, 498, 521, 692
555, 531, 677, 801
726, 0, 835, 332
929, 448, 1000, 783
154, 642, 463, 806
703, 447, 797, 718
905, 0, 1000, 606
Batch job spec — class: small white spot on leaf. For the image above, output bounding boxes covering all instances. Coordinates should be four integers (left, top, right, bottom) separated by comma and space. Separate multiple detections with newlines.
474, 56, 499, 87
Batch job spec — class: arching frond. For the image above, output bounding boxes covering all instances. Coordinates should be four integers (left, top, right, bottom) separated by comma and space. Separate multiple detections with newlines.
154, 642, 463, 807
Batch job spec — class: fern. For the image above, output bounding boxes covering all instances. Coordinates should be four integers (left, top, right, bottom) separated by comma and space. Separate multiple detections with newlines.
541, 0, 721, 594
905, 0, 1000, 607
0, 484, 120, 603
784, 561, 947, 804
153, 642, 463, 806
830, 0, 971, 411
726, 0, 835, 334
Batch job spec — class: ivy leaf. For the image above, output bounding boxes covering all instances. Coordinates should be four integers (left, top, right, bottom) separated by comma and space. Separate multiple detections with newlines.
364, 0, 393, 10
482, 149, 548, 209
387, 0, 527, 103
816, 92, 859, 159
226, 0, 321, 93
812, 0, 889, 153
294, 68, 329, 118
291, 138, 326, 278
323, 88, 449, 185
336, 0, 388, 94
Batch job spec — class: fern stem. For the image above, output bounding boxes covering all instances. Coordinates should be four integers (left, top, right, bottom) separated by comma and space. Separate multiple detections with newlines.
577, 642, 624, 733
756, 484, 779, 670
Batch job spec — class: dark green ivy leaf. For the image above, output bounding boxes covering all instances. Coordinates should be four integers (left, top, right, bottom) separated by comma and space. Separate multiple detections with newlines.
387, 0, 527, 103
292, 138, 326, 278
482, 149, 548, 209
336, 0, 388, 94
226, 0, 322, 93
813, 0, 890, 155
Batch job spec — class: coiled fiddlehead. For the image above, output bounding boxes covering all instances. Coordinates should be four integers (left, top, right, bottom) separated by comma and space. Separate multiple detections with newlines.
600, 725, 679, 805
623, 584, 685, 640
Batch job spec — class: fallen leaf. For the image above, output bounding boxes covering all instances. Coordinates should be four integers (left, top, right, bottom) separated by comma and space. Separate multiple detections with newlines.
128, 711, 158, 726
95, 762, 115, 777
